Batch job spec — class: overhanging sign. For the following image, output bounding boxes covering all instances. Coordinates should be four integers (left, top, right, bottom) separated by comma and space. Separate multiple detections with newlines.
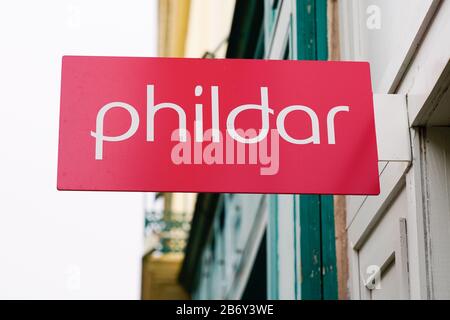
57, 56, 379, 195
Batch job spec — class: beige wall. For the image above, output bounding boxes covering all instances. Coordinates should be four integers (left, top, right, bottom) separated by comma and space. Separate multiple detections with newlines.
185, 0, 236, 58
171, 193, 197, 215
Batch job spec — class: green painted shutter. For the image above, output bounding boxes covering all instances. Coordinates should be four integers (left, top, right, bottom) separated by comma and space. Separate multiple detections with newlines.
295, 0, 338, 300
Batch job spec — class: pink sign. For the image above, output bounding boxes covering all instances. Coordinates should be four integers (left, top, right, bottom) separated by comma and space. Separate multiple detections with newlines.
57, 56, 379, 195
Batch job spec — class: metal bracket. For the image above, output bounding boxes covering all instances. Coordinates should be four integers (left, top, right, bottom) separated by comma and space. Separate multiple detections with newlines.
373, 94, 411, 162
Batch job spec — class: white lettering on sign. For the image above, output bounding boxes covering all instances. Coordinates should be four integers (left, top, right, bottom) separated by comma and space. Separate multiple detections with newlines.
90, 85, 350, 160
90, 102, 139, 160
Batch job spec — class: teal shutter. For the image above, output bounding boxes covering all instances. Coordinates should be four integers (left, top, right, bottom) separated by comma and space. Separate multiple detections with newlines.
295, 0, 338, 300
264, 0, 338, 300
267, 195, 279, 299
320, 195, 338, 299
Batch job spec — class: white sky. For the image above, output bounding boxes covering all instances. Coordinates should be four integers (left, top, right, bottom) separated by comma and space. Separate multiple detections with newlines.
0, 0, 157, 299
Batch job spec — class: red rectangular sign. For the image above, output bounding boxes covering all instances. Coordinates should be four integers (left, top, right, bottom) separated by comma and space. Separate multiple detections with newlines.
58, 56, 379, 195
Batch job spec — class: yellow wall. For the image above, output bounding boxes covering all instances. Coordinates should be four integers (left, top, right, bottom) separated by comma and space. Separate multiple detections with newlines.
158, 0, 235, 58
142, 253, 190, 300
158, 0, 191, 57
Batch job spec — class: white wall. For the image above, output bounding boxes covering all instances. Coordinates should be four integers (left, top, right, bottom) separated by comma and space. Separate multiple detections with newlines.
340, 0, 450, 299
0, 0, 157, 299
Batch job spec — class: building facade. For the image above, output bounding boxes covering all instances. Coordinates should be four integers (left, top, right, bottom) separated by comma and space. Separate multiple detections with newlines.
149, 0, 450, 300
340, 0, 450, 300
